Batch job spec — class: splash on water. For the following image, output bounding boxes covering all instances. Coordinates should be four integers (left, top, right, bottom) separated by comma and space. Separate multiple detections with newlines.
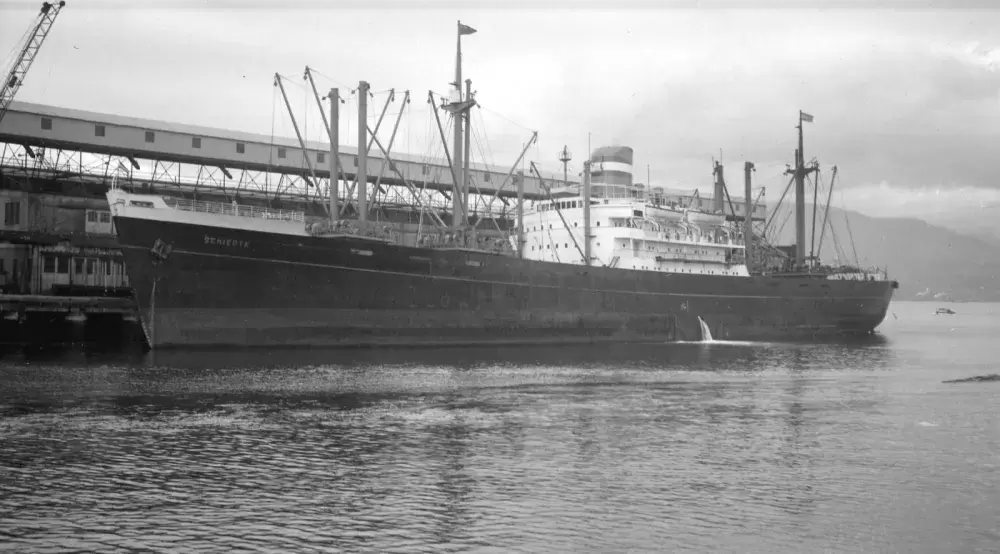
698, 317, 714, 342
669, 317, 767, 346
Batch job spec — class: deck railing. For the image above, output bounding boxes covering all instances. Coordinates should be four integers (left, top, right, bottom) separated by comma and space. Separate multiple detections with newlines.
162, 197, 305, 222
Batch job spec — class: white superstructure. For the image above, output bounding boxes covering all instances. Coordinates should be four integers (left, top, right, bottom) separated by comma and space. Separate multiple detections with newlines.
522, 144, 750, 277
106, 188, 308, 236
522, 194, 749, 276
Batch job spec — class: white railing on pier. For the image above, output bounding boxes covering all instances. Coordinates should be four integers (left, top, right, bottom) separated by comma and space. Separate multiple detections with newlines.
162, 197, 305, 222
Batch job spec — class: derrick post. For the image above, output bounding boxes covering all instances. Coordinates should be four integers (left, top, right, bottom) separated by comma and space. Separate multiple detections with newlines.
795, 126, 805, 269
583, 160, 592, 266
810, 167, 820, 265
451, 87, 464, 230
329, 87, 339, 224
357, 81, 369, 222
793, 110, 817, 270
713, 161, 725, 214
516, 169, 525, 259
744, 161, 754, 271
462, 78, 473, 246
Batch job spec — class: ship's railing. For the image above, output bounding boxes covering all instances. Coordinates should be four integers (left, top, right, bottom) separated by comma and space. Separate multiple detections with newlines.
417, 231, 516, 255
162, 197, 305, 222
613, 248, 730, 265
608, 222, 745, 247
308, 219, 405, 242
824, 265, 890, 281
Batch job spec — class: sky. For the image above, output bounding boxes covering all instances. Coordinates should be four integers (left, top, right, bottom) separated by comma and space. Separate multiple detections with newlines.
2, 0, 999, 237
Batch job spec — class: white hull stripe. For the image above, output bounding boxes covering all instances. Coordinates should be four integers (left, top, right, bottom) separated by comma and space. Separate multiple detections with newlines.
591, 161, 633, 175
120, 244, 888, 303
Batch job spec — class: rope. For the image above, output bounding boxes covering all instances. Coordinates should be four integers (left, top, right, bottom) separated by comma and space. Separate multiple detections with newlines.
344, 93, 352, 147
774, 204, 793, 240
303, 78, 308, 191
477, 103, 536, 134
307, 67, 352, 91
267, 86, 277, 204
839, 186, 861, 266
475, 107, 498, 172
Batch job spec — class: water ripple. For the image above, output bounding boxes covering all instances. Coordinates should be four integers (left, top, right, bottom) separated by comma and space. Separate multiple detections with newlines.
2, 307, 1000, 553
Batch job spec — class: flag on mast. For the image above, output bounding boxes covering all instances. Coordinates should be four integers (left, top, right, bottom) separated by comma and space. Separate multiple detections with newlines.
800, 111, 814, 123
459, 22, 477, 35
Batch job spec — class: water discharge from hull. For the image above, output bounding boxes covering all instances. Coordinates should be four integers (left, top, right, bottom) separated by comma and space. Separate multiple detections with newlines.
698, 316, 714, 342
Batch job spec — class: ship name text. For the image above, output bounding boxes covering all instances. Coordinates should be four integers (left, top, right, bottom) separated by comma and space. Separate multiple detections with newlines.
205, 235, 250, 249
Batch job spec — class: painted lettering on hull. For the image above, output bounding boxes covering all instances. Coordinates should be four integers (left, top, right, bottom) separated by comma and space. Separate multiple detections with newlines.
204, 235, 250, 249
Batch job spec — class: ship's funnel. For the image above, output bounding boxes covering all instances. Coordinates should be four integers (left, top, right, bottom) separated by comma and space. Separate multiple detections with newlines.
590, 145, 633, 197
590, 145, 633, 186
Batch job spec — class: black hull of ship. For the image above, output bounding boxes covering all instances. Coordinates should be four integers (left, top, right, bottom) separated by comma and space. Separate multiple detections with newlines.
112, 216, 897, 349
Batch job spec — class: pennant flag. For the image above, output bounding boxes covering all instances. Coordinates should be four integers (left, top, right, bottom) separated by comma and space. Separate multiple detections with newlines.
458, 22, 477, 35
800, 111, 814, 123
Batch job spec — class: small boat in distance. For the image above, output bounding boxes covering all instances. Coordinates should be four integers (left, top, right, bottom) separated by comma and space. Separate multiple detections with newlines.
935, 308, 956, 315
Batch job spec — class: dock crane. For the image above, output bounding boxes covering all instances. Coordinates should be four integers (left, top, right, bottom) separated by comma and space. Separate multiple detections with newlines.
0, 1, 67, 128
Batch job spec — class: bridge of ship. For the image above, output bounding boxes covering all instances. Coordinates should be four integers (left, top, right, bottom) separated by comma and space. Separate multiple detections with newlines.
0, 100, 559, 220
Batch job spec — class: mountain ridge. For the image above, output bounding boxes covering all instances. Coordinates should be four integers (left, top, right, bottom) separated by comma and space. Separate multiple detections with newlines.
764, 203, 1000, 302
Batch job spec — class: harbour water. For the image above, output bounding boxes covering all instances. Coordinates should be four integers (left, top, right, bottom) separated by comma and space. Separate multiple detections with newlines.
1, 300, 998, 553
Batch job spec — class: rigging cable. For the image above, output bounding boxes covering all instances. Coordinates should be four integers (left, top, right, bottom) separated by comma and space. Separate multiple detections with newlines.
839, 183, 861, 267
267, 85, 277, 205
469, 121, 505, 234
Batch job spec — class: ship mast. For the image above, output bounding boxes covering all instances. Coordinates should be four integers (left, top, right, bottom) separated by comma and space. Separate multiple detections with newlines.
787, 110, 816, 270
744, 161, 755, 272
558, 145, 572, 188
450, 21, 478, 237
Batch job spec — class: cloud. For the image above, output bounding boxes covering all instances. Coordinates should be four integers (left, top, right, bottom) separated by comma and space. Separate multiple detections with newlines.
839, 181, 1000, 217
599, 26, 1000, 224
3, 5, 1000, 227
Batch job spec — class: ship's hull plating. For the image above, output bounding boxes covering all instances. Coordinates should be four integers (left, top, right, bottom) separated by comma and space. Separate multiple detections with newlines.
113, 216, 897, 349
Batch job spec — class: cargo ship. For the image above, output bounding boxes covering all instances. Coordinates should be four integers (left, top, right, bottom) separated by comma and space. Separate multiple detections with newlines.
108, 24, 897, 349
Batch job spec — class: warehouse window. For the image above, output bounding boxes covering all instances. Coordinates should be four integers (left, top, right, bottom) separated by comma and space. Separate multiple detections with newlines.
40, 117, 52, 130
4, 201, 20, 226
277, 147, 286, 159
43, 255, 55, 273
145, 131, 155, 143
57, 257, 68, 275
87, 210, 97, 222
236, 143, 245, 154
317, 152, 325, 164
95, 124, 105, 137
192, 137, 201, 149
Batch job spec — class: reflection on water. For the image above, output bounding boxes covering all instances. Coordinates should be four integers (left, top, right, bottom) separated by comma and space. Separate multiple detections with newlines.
2, 305, 999, 553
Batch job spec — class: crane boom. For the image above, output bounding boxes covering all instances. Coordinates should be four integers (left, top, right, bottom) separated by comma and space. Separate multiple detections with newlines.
0, 1, 67, 128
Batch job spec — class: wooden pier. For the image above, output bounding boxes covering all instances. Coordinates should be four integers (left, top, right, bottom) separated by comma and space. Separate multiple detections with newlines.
0, 293, 144, 350
0, 293, 137, 317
